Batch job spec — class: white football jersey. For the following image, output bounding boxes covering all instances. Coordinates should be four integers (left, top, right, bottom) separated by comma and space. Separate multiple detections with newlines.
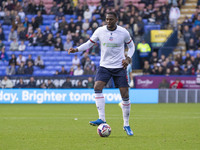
90, 25, 132, 68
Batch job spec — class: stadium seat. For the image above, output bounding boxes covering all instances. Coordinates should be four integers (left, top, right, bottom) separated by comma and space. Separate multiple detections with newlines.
186, 50, 195, 56
34, 46, 42, 51
42, 46, 50, 51
27, 46, 34, 51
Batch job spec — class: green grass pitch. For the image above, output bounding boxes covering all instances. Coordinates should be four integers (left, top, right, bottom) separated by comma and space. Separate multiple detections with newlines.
0, 104, 200, 150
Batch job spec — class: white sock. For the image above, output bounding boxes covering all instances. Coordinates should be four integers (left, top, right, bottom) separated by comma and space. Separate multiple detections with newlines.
122, 100, 131, 126
95, 93, 105, 121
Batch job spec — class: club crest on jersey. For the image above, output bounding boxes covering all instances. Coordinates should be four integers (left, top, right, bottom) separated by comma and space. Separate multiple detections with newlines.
109, 37, 113, 41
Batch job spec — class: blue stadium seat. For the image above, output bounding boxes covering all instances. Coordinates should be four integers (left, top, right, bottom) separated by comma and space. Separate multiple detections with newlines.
48, 15, 55, 20
2, 25, 12, 31
6, 51, 13, 56
26, 15, 35, 21
43, 20, 51, 25
97, 19, 102, 25
195, 50, 200, 55
3, 41, 11, 46
186, 50, 195, 56
34, 46, 42, 51
39, 25, 46, 31
27, 46, 34, 51
70, 15, 77, 19
142, 19, 148, 25
144, 25, 161, 33
42, 46, 50, 51
86, 30, 93, 35
93, 14, 100, 19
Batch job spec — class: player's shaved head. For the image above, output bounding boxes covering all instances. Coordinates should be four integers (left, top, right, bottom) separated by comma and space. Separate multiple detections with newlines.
106, 11, 118, 18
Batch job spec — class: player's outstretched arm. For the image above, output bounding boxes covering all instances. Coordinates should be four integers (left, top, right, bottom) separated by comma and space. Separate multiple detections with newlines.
68, 48, 78, 54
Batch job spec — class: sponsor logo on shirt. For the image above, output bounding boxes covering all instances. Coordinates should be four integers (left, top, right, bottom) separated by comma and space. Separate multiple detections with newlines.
102, 43, 119, 47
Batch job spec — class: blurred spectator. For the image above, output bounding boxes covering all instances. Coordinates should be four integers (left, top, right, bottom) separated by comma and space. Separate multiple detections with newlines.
17, 62, 25, 75
31, 17, 39, 31
56, 7, 64, 20
8, 28, 18, 42
14, 78, 26, 88
10, 38, 19, 51
127, 61, 133, 87
35, 56, 44, 69
83, 66, 93, 75
87, 77, 94, 88
81, 52, 89, 67
150, 51, 158, 64
18, 40, 26, 51
27, 77, 36, 88
64, 38, 73, 51
12, 15, 21, 30
137, 39, 151, 67
26, 1, 36, 14
39, 82, 47, 89
62, 24, 69, 35
74, 64, 84, 76
0, 47, 9, 62
1, 76, 13, 88
165, 68, 171, 76
18, 8, 25, 20
47, 79, 56, 89
172, 60, 182, 75
84, 57, 92, 69
54, 38, 64, 51
84, 8, 92, 20
0, 28, 5, 40
69, 67, 74, 76
59, 16, 68, 32
35, 11, 43, 26
51, 16, 60, 32
158, 54, 166, 64
26, 54, 34, 66
76, 16, 83, 30
62, 77, 72, 88
181, 66, 191, 75
158, 79, 170, 89
6, 62, 16, 75
90, 61, 96, 73
194, 15, 200, 27
50, 1, 58, 15
0, 39, 4, 50
143, 60, 152, 75
82, 19, 90, 31
35, 1, 46, 14
170, 79, 183, 89
185, 60, 195, 75
72, 54, 80, 69
183, 53, 191, 64
3, 10, 12, 25
44, 33, 54, 46
25, 61, 34, 75
187, 38, 196, 50
169, 4, 180, 29
76, 80, 83, 88
175, 53, 183, 65
9, 54, 17, 66
59, 66, 68, 75
19, 26, 27, 41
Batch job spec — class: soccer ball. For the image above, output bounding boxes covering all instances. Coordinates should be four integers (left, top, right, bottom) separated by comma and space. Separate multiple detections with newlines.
97, 123, 111, 137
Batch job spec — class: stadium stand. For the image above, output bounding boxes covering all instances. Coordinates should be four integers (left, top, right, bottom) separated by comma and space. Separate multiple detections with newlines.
0, 0, 199, 88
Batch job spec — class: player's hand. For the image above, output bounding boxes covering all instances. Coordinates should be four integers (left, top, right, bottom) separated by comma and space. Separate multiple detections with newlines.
68, 48, 78, 54
122, 59, 129, 69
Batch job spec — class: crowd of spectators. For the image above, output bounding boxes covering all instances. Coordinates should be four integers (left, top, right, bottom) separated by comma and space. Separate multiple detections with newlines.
143, 51, 200, 75
0, 75, 94, 89
0, 0, 198, 80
